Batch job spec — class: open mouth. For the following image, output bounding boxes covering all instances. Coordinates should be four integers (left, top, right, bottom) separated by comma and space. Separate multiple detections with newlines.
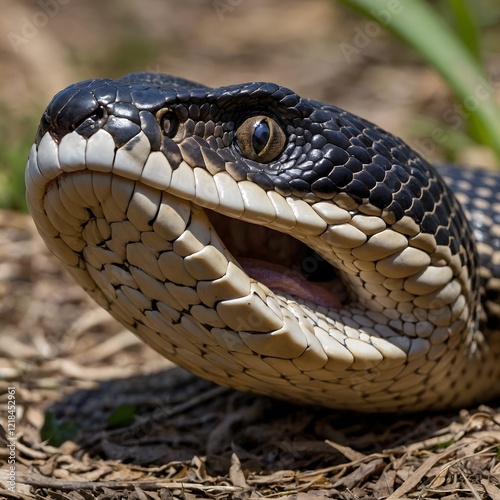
30, 121, 347, 317
205, 210, 344, 309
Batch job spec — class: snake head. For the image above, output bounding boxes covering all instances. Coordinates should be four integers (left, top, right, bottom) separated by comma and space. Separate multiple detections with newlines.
26, 72, 490, 412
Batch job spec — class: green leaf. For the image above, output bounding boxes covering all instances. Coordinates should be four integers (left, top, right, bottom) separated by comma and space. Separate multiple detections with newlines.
41, 411, 78, 447
446, 0, 482, 63
337, 0, 500, 163
107, 404, 136, 429
433, 438, 454, 450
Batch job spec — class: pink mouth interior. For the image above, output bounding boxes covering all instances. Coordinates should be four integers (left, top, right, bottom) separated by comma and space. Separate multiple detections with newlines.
239, 258, 342, 309
206, 210, 342, 310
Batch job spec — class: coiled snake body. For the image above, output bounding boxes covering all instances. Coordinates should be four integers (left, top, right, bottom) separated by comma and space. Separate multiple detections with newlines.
26, 73, 500, 412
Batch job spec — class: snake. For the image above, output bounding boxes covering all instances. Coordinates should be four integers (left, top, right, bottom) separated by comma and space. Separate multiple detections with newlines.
25, 72, 500, 412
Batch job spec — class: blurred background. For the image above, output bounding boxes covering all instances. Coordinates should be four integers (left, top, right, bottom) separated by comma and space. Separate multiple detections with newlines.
2, 0, 500, 212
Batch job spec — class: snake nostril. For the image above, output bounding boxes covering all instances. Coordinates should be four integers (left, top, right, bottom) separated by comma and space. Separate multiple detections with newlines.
158, 110, 179, 138
72, 105, 107, 134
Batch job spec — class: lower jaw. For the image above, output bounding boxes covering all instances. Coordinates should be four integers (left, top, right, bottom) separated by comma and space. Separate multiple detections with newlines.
205, 210, 343, 310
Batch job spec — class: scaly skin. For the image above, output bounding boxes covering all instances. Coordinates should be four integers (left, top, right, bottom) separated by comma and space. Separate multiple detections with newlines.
26, 73, 500, 411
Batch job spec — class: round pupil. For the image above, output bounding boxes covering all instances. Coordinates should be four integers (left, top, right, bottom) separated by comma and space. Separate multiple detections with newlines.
252, 120, 270, 154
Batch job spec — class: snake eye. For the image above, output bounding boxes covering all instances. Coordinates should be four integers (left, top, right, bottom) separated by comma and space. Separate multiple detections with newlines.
236, 115, 286, 163
159, 111, 179, 138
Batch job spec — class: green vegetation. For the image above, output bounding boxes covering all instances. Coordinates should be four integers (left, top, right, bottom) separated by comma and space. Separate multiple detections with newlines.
107, 403, 137, 429
41, 410, 78, 447
0, 112, 34, 212
339, 0, 500, 164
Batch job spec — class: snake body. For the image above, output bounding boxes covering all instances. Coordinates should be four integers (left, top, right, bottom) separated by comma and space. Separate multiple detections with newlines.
26, 73, 500, 412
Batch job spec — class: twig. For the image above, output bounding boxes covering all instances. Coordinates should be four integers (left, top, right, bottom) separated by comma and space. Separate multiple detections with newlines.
18, 474, 243, 493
